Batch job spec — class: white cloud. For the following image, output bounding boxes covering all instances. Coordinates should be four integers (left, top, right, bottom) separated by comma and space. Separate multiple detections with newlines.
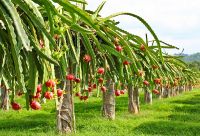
86, 0, 200, 54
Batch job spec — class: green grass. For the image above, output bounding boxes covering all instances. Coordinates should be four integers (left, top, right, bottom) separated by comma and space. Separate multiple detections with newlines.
1, 89, 200, 136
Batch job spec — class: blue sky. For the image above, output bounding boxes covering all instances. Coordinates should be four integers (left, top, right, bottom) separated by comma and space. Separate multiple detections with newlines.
86, 0, 200, 54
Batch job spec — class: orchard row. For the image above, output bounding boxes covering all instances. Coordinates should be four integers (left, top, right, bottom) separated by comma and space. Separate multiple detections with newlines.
0, 0, 199, 134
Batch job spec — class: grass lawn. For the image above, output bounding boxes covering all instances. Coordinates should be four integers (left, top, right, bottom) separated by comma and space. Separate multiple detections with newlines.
0, 89, 200, 136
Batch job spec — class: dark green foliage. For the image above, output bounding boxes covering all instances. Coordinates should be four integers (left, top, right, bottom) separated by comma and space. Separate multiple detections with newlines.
183, 53, 200, 62
188, 61, 200, 71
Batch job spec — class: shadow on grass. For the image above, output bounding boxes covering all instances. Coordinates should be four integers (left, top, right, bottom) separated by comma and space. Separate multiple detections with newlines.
170, 94, 200, 113
133, 120, 200, 136
1, 91, 200, 135
174, 105, 200, 114
171, 98, 200, 105
167, 114, 200, 123
74, 100, 102, 113
74, 93, 157, 117
74, 96, 130, 113
134, 92, 200, 135
0, 113, 55, 133
74, 91, 148, 114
